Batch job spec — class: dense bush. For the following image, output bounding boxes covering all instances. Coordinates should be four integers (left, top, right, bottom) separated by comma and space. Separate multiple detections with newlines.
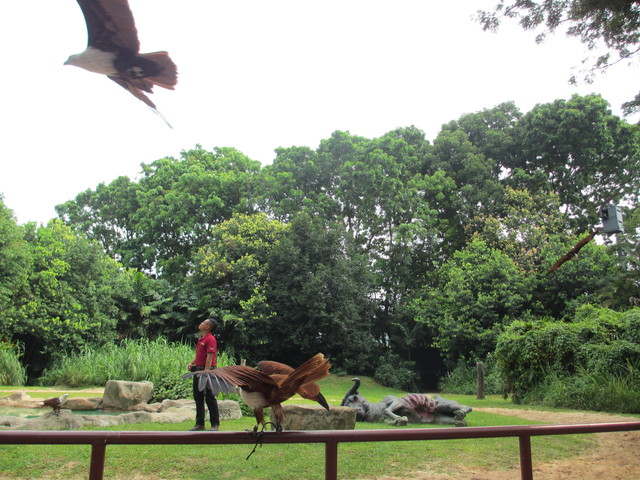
495, 305, 640, 410
0, 342, 27, 386
522, 362, 640, 413
374, 351, 420, 391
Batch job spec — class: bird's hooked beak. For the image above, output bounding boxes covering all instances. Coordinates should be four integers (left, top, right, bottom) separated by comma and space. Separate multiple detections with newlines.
316, 392, 330, 411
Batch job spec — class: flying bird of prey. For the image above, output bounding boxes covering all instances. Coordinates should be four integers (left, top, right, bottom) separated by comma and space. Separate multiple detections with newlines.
258, 359, 330, 410
548, 229, 599, 274
38, 394, 70, 416
65, 0, 178, 125
183, 353, 331, 433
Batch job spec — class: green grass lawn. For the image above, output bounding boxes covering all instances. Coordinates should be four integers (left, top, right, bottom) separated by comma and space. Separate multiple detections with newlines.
0, 375, 612, 480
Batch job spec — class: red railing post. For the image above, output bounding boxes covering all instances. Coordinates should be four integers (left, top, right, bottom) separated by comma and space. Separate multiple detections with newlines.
519, 435, 533, 480
325, 439, 338, 480
89, 439, 107, 480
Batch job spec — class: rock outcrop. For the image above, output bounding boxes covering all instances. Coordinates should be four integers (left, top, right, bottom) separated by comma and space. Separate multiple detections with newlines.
280, 405, 356, 430
0, 398, 242, 430
102, 380, 154, 410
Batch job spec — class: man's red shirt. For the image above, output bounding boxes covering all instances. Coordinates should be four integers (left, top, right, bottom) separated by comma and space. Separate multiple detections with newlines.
195, 332, 217, 367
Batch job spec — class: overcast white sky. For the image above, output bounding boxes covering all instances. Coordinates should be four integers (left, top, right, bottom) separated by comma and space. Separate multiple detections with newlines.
1, 0, 638, 225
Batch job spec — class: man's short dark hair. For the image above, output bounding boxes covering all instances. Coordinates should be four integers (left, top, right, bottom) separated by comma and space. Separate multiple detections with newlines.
204, 318, 218, 331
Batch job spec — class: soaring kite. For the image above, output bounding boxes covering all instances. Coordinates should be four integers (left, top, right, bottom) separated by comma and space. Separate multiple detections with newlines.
65, 0, 178, 124
547, 229, 599, 274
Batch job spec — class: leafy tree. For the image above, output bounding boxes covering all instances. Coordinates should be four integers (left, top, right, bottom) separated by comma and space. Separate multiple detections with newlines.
467, 187, 570, 274
58, 146, 261, 280
536, 231, 618, 317
412, 239, 533, 365
0, 197, 32, 327
440, 101, 522, 175
191, 213, 289, 355
265, 213, 377, 372
478, 0, 640, 113
113, 272, 176, 340
55, 176, 143, 268
422, 129, 505, 254
9, 220, 129, 377
507, 94, 640, 230
258, 146, 342, 220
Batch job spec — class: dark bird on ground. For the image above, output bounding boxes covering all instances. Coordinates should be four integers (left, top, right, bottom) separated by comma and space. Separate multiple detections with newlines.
65, 0, 178, 125
548, 229, 599, 274
38, 394, 70, 415
258, 359, 330, 410
183, 353, 331, 433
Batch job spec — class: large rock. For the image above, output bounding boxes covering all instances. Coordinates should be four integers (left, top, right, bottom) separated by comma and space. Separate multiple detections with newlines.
156, 399, 242, 421
218, 400, 242, 421
0, 391, 40, 408
102, 380, 153, 410
65, 397, 102, 410
10, 410, 85, 430
280, 405, 356, 431
79, 414, 125, 427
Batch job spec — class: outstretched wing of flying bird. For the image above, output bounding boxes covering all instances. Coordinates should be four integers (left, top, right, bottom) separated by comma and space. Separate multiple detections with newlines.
66, 0, 177, 125
548, 230, 599, 274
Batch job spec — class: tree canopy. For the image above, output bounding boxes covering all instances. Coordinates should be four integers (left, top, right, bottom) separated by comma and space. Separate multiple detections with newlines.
1, 94, 638, 386
478, 1, 640, 113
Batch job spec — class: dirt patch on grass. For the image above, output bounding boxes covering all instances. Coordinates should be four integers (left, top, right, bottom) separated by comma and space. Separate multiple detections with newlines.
380, 408, 640, 480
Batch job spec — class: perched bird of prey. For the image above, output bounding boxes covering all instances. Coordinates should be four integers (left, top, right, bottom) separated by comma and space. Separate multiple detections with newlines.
183, 353, 331, 433
548, 229, 599, 274
258, 359, 330, 410
38, 394, 70, 415
65, 0, 178, 125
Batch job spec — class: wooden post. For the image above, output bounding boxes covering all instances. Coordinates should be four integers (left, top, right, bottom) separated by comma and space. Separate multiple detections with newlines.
476, 361, 485, 400
240, 359, 246, 366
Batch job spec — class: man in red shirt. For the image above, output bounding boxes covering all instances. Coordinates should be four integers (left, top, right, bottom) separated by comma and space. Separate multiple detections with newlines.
186, 318, 220, 431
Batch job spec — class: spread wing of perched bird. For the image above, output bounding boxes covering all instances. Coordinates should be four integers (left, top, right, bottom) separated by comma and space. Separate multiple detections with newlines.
65, 0, 178, 125
548, 230, 599, 274
258, 359, 330, 410
183, 353, 331, 432
38, 394, 70, 415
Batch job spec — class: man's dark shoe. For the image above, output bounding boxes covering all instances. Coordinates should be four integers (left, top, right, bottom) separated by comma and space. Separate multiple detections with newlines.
209, 426, 219, 431
189, 425, 205, 431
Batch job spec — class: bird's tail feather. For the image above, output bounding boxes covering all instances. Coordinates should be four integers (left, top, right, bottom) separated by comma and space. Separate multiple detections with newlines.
279, 354, 331, 391
138, 52, 178, 90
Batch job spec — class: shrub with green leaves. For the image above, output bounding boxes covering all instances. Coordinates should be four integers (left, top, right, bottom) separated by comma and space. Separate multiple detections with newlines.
0, 341, 27, 386
374, 351, 419, 391
495, 305, 640, 411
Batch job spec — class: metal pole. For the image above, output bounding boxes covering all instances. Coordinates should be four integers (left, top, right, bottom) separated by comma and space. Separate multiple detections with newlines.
325, 440, 338, 480
519, 435, 533, 480
89, 440, 107, 480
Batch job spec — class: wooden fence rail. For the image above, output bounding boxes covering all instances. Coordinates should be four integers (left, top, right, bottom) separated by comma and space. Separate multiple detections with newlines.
1, 422, 639, 480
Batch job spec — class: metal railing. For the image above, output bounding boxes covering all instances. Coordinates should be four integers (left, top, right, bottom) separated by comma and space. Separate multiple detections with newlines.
1, 422, 639, 480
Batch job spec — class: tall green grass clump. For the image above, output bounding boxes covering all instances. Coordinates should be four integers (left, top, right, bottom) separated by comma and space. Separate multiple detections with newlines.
524, 362, 640, 413
38, 337, 237, 402
438, 354, 504, 395
0, 342, 27, 386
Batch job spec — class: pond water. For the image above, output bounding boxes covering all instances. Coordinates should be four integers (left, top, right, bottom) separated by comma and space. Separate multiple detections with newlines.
0, 407, 125, 418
